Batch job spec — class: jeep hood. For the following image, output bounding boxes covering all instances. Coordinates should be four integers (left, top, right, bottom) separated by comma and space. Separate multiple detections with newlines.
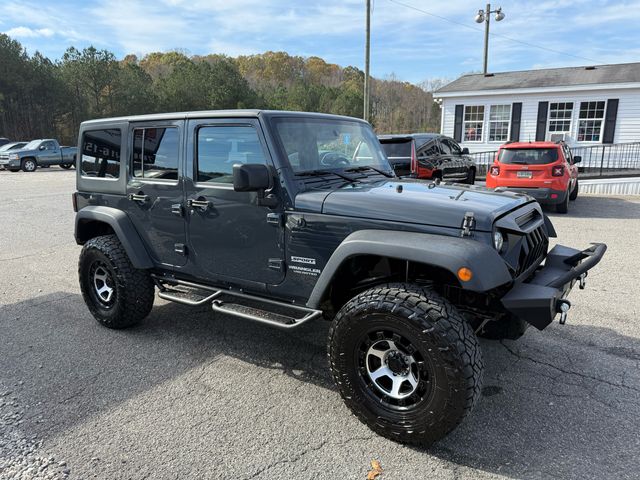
294, 180, 534, 232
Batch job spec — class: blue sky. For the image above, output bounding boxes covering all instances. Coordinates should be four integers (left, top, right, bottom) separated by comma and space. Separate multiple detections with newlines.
2, 0, 640, 84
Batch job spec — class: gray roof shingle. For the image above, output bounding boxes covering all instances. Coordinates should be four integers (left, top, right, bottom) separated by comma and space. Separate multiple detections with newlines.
435, 62, 640, 94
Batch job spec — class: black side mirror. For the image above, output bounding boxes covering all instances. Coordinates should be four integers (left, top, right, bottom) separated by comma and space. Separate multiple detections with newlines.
573, 155, 582, 164
461, 147, 470, 155
233, 163, 271, 192
233, 163, 278, 208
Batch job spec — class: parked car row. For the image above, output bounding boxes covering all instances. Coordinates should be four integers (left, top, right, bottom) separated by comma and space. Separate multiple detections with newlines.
375, 129, 580, 213
0, 138, 77, 172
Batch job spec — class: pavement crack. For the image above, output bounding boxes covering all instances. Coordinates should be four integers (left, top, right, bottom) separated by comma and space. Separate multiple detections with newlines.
500, 340, 640, 394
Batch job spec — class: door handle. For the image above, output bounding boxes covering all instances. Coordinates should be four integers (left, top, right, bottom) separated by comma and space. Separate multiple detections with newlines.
187, 198, 210, 212
128, 193, 150, 203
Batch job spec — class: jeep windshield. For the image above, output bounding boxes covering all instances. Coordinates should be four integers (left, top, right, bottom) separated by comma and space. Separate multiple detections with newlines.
271, 117, 393, 177
499, 148, 559, 165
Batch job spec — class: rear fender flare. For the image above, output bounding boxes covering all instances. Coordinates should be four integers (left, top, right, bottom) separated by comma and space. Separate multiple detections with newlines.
75, 206, 153, 269
306, 229, 511, 308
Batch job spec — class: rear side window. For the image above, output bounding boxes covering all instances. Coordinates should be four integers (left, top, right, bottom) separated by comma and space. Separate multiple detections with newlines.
196, 125, 268, 184
81, 129, 121, 178
498, 148, 559, 165
380, 140, 411, 158
132, 127, 179, 181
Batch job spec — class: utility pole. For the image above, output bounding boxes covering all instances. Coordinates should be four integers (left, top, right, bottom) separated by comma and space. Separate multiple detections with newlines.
364, 0, 371, 122
474, 4, 505, 75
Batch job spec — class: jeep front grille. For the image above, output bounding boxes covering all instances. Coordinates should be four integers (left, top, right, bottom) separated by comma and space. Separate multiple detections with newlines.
516, 225, 548, 277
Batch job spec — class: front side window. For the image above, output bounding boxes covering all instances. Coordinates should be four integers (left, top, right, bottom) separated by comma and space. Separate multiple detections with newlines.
273, 117, 390, 173
41, 141, 56, 150
464, 106, 484, 142
548, 102, 573, 134
577, 101, 605, 142
132, 127, 179, 181
441, 138, 462, 155
488, 105, 511, 142
81, 129, 121, 178
197, 125, 268, 183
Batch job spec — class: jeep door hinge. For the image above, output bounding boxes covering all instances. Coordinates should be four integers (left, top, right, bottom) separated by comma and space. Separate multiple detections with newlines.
268, 258, 284, 271
171, 203, 184, 217
461, 211, 475, 237
266, 213, 283, 226
174, 243, 187, 256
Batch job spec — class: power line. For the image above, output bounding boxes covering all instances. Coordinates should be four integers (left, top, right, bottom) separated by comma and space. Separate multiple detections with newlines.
386, 0, 605, 65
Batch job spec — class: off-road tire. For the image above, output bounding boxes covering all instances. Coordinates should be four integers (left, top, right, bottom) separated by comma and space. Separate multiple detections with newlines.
79, 234, 154, 329
328, 283, 483, 446
569, 180, 578, 201
556, 188, 570, 213
21, 158, 37, 172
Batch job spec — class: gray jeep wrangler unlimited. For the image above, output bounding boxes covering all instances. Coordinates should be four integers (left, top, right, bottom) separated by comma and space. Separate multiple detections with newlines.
73, 110, 606, 445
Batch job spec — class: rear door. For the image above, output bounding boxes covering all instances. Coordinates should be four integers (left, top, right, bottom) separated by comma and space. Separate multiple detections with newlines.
125, 120, 187, 267
184, 118, 285, 285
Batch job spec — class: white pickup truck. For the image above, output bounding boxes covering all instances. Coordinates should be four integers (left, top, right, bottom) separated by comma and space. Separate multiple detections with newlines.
0, 139, 77, 172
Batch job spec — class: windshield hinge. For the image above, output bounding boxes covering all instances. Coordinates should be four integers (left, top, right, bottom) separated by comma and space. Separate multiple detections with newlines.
461, 212, 475, 237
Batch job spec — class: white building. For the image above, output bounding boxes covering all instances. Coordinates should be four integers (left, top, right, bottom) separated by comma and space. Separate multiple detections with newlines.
435, 63, 640, 153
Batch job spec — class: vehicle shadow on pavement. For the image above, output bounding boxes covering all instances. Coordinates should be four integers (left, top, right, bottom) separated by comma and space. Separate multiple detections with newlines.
1, 293, 639, 479
546, 195, 640, 219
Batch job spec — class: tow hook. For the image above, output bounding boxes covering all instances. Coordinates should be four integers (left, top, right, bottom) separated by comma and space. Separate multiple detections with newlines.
557, 299, 571, 325
579, 273, 587, 290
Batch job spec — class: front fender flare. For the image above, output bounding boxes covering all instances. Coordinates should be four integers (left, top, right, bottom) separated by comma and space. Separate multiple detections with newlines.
75, 206, 153, 269
306, 229, 512, 308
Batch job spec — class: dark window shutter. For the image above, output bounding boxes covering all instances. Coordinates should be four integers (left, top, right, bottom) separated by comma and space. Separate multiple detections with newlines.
535, 101, 548, 141
453, 104, 464, 142
602, 99, 619, 144
510, 102, 522, 142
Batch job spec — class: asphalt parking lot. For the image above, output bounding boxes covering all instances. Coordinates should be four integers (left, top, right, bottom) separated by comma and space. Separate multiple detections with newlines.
1, 169, 639, 480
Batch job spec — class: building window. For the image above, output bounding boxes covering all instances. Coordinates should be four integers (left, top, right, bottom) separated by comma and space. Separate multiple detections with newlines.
577, 101, 605, 142
464, 105, 484, 142
488, 105, 511, 142
548, 102, 573, 134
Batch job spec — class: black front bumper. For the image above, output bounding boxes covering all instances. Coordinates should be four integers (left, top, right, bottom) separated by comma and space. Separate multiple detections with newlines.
501, 243, 607, 330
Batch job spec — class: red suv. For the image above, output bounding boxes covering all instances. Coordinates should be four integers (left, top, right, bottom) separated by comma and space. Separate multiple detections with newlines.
486, 141, 580, 213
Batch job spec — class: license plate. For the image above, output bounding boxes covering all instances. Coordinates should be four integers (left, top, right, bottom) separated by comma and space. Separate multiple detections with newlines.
517, 171, 532, 178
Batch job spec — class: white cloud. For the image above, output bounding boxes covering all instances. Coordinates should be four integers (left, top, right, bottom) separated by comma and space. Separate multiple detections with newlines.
4, 26, 55, 38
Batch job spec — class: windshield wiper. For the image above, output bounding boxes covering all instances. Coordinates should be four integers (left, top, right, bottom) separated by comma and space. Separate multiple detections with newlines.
295, 169, 357, 182
344, 165, 394, 178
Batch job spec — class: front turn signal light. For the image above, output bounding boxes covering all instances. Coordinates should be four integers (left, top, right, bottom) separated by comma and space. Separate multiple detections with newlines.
457, 267, 473, 282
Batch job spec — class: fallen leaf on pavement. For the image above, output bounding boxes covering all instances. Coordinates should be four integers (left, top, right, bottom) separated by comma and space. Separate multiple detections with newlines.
367, 459, 383, 479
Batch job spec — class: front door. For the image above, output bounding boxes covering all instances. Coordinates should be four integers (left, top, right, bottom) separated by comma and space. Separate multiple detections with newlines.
125, 121, 187, 268
185, 119, 284, 285
39, 140, 59, 165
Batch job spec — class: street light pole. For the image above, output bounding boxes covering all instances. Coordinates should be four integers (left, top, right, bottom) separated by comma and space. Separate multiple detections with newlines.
364, 0, 371, 122
474, 4, 505, 75
482, 3, 490, 75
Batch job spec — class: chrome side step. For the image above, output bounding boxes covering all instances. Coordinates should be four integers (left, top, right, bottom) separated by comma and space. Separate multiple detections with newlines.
151, 275, 322, 329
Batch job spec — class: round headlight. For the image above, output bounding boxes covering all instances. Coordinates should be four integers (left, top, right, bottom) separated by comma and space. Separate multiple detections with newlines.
493, 231, 504, 252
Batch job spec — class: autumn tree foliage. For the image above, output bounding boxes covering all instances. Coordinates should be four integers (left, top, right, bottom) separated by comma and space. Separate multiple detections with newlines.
0, 34, 441, 144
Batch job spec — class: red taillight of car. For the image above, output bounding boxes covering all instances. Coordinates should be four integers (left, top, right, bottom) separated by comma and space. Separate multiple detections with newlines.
410, 141, 417, 175
72, 192, 78, 212
490, 165, 500, 176
552, 166, 564, 177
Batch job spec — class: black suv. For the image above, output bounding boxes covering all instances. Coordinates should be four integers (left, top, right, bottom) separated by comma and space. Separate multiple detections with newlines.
73, 110, 605, 445
378, 133, 476, 183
